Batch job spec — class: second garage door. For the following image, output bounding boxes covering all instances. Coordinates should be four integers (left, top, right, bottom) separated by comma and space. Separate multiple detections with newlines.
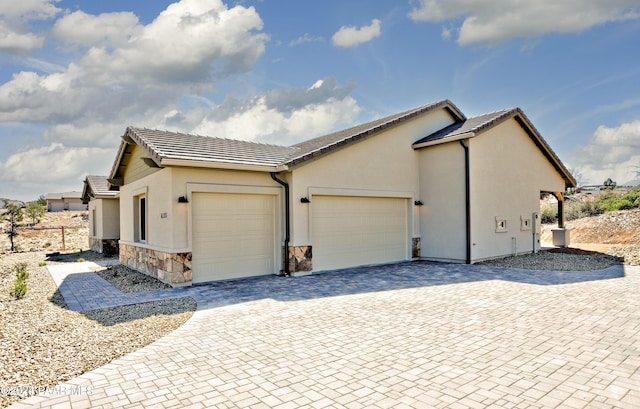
311, 195, 408, 271
192, 192, 276, 283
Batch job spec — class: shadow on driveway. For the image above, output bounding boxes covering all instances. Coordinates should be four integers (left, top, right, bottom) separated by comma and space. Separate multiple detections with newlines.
49, 259, 626, 323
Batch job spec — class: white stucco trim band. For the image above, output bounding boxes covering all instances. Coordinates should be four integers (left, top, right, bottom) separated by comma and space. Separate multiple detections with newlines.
118, 239, 190, 254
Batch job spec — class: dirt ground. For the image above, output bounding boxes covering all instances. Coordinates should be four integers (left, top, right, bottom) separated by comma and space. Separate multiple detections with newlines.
542, 208, 640, 246
0, 211, 89, 254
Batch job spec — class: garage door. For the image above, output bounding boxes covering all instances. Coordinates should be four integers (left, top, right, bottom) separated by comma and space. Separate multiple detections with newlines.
311, 196, 408, 271
192, 192, 276, 283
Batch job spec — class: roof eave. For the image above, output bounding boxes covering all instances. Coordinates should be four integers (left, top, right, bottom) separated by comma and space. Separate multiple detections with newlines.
160, 158, 289, 173
512, 114, 577, 188
287, 100, 466, 168
412, 132, 476, 149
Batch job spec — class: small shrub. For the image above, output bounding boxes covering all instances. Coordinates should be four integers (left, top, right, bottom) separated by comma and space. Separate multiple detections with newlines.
38, 261, 47, 267
602, 197, 634, 211
10, 263, 29, 300
77, 258, 85, 262
540, 203, 557, 224
578, 200, 605, 217
43, 242, 51, 248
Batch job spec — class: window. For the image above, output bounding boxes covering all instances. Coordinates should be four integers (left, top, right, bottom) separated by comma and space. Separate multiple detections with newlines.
495, 216, 508, 233
92, 208, 97, 237
520, 215, 531, 231
134, 194, 147, 242
140, 196, 146, 242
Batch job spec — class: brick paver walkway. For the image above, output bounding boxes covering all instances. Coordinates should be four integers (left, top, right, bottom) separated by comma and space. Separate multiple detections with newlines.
9, 261, 640, 408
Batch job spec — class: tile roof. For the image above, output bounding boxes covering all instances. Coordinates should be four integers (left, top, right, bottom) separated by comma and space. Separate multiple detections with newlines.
106, 99, 574, 187
412, 109, 514, 146
126, 128, 298, 168
85, 176, 118, 197
46, 192, 83, 200
109, 100, 463, 178
412, 108, 576, 187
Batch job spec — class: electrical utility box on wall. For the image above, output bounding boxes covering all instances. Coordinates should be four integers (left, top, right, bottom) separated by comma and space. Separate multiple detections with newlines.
532, 212, 541, 253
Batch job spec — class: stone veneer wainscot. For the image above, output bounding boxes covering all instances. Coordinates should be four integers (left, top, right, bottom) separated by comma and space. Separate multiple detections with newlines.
119, 243, 192, 285
89, 237, 119, 257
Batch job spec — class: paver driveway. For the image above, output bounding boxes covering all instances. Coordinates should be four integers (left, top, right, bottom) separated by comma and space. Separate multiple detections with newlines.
9, 261, 640, 408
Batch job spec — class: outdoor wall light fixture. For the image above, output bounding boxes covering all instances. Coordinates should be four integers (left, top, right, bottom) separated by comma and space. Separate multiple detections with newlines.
300, 197, 311, 203
414, 200, 424, 206
178, 196, 189, 203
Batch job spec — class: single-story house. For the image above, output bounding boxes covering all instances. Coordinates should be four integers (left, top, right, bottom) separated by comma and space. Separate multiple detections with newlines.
46, 191, 87, 212
106, 100, 575, 285
82, 175, 120, 256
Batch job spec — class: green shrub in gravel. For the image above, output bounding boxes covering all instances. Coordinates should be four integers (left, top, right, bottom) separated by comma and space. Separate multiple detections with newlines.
10, 262, 29, 299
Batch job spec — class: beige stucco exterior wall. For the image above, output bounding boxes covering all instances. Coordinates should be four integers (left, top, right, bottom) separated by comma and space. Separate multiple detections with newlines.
468, 119, 566, 261
47, 198, 87, 212
417, 141, 467, 262
89, 198, 120, 239
288, 108, 457, 252
119, 166, 282, 252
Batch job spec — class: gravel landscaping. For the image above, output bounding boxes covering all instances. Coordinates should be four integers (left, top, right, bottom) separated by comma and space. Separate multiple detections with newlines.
480, 247, 624, 270
0, 251, 195, 409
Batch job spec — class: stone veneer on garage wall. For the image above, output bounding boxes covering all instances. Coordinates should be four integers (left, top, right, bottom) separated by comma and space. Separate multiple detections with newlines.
412, 237, 421, 259
288, 245, 312, 273
89, 237, 119, 257
120, 240, 420, 284
119, 243, 192, 285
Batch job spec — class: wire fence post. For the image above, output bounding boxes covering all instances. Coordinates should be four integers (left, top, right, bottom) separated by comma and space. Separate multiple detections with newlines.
61, 226, 66, 251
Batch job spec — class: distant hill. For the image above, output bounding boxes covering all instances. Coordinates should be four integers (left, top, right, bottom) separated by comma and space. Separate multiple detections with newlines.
622, 179, 640, 187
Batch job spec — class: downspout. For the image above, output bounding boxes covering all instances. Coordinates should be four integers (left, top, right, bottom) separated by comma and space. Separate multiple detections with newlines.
271, 172, 291, 276
459, 139, 471, 264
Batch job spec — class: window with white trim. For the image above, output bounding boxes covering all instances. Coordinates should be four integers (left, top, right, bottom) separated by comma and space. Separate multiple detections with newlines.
134, 194, 147, 242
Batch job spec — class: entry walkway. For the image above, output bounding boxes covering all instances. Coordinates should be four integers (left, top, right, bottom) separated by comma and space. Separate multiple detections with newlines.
10, 261, 640, 408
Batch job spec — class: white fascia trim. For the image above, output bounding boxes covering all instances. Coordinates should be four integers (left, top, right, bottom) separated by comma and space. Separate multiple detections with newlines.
412, 131, 476, 149
160, 158, 289, 173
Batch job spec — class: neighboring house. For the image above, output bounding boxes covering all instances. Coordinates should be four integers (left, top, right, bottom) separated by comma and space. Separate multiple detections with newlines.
82, 175, 120, 256
106, 100, 575, 285
46, 191, 87, 212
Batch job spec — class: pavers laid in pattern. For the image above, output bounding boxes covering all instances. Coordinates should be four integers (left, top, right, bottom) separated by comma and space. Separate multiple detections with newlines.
9, 261, 640, 408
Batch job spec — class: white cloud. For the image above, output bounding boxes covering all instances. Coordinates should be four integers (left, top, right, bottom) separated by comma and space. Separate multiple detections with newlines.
0, 0, 268, 123
0, 0, 61, 55
79, 0, 268, 86
408, 0, 640, 45
0, 0, 60, 21
191, 78, 362, 146
0, 23, 43, 54
569, 119, 640, 185
289, 33, 324, 47
51, 10, 142, 48
332, 19, 381, 48
0, 143, 115, 200
0, 0, 272, 199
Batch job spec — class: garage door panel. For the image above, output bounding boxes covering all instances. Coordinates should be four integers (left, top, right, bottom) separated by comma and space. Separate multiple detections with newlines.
192, 193, 275, 283
312, 196, 408, 271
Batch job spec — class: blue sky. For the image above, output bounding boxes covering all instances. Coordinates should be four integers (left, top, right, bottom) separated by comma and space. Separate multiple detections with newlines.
1, 0, 639, 201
